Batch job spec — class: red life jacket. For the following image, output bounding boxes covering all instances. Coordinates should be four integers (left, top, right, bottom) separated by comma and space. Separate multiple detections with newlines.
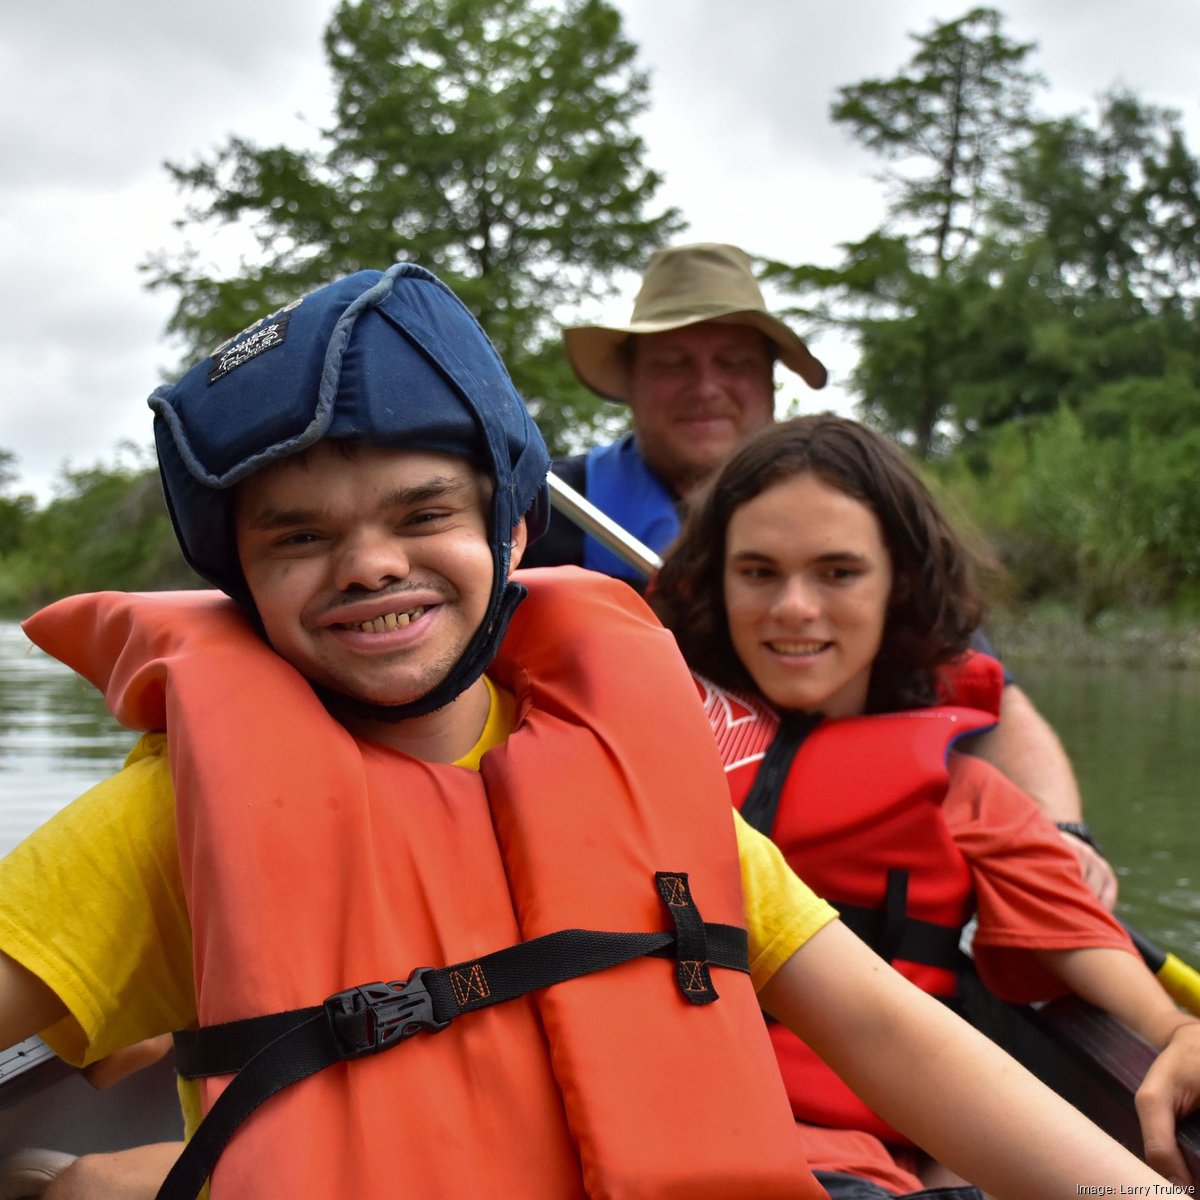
25, 570, 823, 1199
696, 655, 1002, 1144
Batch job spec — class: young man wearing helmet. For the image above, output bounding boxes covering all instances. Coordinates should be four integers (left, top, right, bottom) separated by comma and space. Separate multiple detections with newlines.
0, 266, 1185, 1199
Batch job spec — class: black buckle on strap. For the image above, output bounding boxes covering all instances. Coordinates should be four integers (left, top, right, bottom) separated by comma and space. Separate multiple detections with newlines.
323, 969, 450, 1059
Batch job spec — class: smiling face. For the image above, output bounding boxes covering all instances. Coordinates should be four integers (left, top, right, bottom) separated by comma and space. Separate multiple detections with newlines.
626, 323, 775, 495
235, 442, 524, 752
722, 472, 893, 719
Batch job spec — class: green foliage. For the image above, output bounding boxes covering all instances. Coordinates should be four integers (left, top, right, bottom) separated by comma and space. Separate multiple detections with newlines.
0, 446, 201, 615
765, 8, 1042, 453
830, 7, 1039, 270
938, 402, 1200, 623
144, 0, 681, 454
0, 450, 34, 557
768, 9, 1200, 467
759, 6, 1200, 622
1002, 93, 1200, 311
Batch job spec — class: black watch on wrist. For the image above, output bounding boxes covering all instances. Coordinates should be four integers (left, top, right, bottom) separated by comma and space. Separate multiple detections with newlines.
1055, 820, 1101, 851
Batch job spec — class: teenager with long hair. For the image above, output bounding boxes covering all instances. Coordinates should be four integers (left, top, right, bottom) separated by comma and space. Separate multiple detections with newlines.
652, 414, 1200, 1198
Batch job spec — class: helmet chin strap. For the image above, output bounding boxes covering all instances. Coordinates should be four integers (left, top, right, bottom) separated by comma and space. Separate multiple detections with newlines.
311, 580, 528, 724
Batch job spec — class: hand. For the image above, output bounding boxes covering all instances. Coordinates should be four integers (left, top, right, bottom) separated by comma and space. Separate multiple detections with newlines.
1136, 1020, 1200, 1187
0, 1149, 75, 1198
1059, 830, 1119, 910
42, 1144, 183, 1200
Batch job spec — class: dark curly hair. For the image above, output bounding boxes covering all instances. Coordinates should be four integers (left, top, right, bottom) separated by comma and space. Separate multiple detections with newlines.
650, 415, 984, 713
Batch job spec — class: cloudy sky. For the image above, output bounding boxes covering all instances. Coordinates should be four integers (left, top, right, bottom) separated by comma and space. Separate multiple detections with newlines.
4, 0, 1198, 501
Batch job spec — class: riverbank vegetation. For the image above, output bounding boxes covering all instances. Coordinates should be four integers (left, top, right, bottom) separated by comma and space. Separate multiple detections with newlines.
0, 446, 202, 614
5, 4, 1200, 662
5, 436, 1199, 670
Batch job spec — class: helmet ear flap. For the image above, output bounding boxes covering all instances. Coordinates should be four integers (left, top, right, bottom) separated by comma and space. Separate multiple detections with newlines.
151, 264, 551, 717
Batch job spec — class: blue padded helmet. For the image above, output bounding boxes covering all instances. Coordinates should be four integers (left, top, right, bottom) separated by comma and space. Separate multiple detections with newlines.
150, 263, 551, 720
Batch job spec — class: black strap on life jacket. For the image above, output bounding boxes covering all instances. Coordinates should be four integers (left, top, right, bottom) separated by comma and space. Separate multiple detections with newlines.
737, 717, 963, 979
156, 872, 747, 1200
834, 869, 963, 972
739, 711, 822, 836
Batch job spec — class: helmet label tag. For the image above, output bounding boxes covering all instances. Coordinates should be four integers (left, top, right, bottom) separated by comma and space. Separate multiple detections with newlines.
209, 315, 292, 386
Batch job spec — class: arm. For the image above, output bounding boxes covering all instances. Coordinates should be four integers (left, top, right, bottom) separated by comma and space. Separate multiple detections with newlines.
949, 756, 1198, 1179
962, 683, 1118, 908
1036, 945, 1200, 1182
0, 949, 67, 1051
964, 684, 1081, 819
0, 962, 184, 1200
0, 964, 185, 1200
0, 739, 195, 1066
82, 1034, 173, 1089
43, 1145, 185, 1200
759, 920, 1180, 1195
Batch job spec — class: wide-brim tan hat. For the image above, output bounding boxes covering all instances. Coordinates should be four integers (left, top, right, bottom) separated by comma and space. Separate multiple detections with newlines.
564, 243, 827, 401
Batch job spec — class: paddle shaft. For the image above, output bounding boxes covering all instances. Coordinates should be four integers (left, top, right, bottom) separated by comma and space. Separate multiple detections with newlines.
546, 473, 662, 577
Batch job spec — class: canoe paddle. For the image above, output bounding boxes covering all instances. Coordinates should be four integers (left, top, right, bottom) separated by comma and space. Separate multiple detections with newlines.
547, 472, 663, 576
546, 473, 1200, 1018
1122, 920, 1200, 1018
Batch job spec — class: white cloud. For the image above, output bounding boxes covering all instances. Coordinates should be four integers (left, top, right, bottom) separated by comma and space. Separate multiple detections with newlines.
4, 0, 1199, 498
1, 0, 334, 498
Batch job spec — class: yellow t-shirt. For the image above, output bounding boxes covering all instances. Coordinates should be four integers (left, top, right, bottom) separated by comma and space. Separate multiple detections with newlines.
0, 677, 833, 1090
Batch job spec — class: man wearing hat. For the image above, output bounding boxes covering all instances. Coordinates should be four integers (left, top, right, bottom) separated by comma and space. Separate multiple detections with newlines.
524, 242, 822, 582
525, 243, 1117, 907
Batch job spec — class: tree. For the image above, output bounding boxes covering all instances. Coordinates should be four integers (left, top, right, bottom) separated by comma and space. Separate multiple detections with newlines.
144, 0, 682, 452
764, 7, 1042, 454
752, 9, 1200, 612
0, 449, 33, 557
1002, 92, 1200, 314
935, 92, 1200, 437
831, 6, 1039, 273
14, 446, 199, 605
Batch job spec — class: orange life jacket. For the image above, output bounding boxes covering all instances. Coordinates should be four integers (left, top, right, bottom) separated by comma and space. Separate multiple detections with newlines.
696, 658, 1002, 1144
25, 570, 822, 1199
